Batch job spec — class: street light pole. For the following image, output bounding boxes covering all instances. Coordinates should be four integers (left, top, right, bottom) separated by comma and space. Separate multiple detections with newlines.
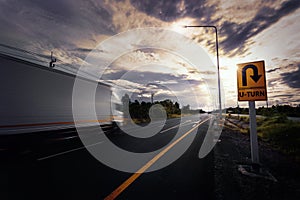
184, 25, 222, 116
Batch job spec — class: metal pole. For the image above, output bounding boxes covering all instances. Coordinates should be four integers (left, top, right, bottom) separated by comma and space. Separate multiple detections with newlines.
249, 101, 259, 163
237, 103, 240, 119
184, 26, 222, 116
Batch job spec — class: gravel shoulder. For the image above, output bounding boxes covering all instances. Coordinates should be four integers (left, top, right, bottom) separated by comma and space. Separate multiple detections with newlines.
214, 121, 300, 200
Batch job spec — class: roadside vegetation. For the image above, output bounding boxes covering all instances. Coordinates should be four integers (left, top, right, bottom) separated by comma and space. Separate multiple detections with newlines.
121, 93, 205, 124
228, 114, 300, 160
257, 115, 300, 158
227, 104, 300, 117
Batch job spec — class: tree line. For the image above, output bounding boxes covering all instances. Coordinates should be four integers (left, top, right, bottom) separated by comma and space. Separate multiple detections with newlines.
227, 104, 300, 117
121, 94, 205, 122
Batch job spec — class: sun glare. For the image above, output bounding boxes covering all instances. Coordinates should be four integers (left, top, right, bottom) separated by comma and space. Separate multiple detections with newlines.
169, 18, 196, 34
221, 57, 242, 74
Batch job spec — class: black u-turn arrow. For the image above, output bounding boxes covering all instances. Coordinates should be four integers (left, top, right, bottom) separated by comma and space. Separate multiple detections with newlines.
242, 64, 262, 86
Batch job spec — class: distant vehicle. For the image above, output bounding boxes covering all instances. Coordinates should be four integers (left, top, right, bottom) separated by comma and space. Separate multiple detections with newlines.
0, 53, 123, 135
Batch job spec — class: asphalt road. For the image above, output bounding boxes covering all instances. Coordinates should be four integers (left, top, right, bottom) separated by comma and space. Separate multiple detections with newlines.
1, 114, 214, 200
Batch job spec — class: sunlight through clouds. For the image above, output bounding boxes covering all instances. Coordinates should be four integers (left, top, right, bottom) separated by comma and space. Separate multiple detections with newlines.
0, 0, 299, 108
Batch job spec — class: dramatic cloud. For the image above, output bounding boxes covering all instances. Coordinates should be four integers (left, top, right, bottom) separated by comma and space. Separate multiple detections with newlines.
130, 0, 214, 22
267, 67, 281, 73
0, 0, 299, 108
219, 0, 300, 56
281, 63, 300, 88
129, 0, 300, 57
0, 0, 115, 59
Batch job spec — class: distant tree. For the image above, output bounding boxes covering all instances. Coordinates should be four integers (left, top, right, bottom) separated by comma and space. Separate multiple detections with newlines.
199, 109, 206, 114
182, 104, 190, 114
174, 102, 181, 114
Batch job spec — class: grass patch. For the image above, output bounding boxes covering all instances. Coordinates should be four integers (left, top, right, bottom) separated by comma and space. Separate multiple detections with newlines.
227, 114, 300, 158
131, 114, 181, 124
168, 114, 182, 118
131, 118, 150, 124
239, 116, 249, 123
257, 115, 300, 158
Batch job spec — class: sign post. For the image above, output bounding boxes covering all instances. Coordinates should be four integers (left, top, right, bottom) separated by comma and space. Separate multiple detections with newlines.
249, 101, 259, 163
237, 60, 267, 164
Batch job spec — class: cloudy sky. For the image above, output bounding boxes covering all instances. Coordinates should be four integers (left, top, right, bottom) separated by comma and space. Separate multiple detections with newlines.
1, 0, 299, 110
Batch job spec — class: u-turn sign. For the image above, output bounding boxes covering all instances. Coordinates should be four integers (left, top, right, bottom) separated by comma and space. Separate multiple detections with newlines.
237, 60, 267, 101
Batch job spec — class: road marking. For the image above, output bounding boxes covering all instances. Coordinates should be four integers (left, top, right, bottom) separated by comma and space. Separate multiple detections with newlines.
37, 141, 104, 161
104, 117, 210, 200
159, 120, 192, 133
159, 124, 180, 133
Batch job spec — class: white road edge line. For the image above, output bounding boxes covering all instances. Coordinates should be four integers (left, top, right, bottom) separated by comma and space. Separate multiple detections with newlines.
37, 141, 104, 161
38, 118, 209, 161
159, 120, 194, 133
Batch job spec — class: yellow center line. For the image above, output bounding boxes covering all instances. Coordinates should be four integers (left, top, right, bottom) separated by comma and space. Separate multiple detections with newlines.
104, 117, 210, 200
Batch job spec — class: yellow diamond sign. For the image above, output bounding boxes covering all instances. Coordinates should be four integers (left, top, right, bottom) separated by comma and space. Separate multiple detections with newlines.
237, 60, 267, 101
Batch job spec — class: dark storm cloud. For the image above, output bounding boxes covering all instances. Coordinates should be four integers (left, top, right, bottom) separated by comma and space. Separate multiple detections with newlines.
24, 0, 113, 34
103, 69, 206, 104
74, 48, 95, 53
102, 69, 190, 84
220, 0, 300, 56
0, 0, 115, 51
267, 67, 281, 73
72, 48, 104, 54
102, 69, 128, 80
130, 0, 300, 56
130, 0, 214, 22
272, 94, 295, 98
281, 63, 300, 88
201, 70, 216, 75
271, 93, 300, 105
267, 77, 279, 88
102, 69, 205, 91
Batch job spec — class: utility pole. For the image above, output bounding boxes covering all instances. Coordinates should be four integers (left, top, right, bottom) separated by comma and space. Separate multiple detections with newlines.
184, 25, 222, 116
151, 92, 154, 104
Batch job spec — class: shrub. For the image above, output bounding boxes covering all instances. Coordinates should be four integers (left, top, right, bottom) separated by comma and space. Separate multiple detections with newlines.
258, 116, 300, 157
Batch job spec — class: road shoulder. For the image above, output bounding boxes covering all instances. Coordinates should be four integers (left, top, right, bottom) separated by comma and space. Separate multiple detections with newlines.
214, 127, 300, 200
